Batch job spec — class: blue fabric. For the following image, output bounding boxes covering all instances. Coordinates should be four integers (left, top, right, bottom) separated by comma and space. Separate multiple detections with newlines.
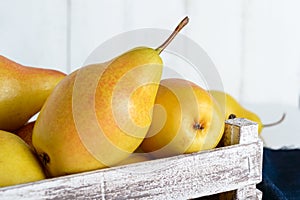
257, 148, 300, 200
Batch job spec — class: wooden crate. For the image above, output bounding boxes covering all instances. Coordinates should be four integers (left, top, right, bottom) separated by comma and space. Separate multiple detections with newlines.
0, 118, 263, 199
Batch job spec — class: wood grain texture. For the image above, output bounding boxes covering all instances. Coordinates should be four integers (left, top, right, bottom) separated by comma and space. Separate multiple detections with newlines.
185, 0, 244, 97
222, 118, 262, 200
0, 118, 263, 199
0, 0, 68, 72
222, 118, 259, 146
1, 0, 299, 109
235, 185, 257, 199
69, 0, 126, 71
241, 0, 300, 107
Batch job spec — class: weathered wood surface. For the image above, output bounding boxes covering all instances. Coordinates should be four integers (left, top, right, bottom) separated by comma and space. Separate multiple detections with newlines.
235, 185, 259, 199
0, 118, 263, 200
222, 118, 259, 146
223, 118, 262, 200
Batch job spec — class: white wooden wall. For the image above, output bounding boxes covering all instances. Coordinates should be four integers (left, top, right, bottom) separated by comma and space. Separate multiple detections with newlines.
1, 0, 300, 148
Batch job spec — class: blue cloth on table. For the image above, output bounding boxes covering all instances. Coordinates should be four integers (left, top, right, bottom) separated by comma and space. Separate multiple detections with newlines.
257, 147, 300, 200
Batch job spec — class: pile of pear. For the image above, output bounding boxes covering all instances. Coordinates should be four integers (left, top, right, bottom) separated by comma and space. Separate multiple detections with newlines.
0, 17, 272, 188
0, 55, 66, 187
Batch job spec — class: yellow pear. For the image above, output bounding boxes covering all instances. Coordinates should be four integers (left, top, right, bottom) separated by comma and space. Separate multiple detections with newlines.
140, 78, 225, 158
209, 90, 285, 133
32, 17, 189, 177
0, 130, 45, 187
0, 56, 66, 131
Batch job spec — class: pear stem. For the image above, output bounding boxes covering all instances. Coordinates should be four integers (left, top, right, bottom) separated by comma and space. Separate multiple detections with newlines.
156, 16, 189, 54
263, 113, 286, 127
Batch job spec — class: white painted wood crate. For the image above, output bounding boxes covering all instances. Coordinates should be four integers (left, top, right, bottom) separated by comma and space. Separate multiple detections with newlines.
0, 118, 263, 200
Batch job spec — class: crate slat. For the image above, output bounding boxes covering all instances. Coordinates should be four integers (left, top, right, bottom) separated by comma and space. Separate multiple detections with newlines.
0, 118, 263, 200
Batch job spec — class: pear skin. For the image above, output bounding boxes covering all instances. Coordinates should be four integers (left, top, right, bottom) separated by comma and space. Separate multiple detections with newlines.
33, 51, 163, 176
0, 130, 45, 187
14, 121, 35, 149
141, 78, 225, 158
32, 17, 189, 177
209, 90, 263, 133
0, 55, 66, 131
